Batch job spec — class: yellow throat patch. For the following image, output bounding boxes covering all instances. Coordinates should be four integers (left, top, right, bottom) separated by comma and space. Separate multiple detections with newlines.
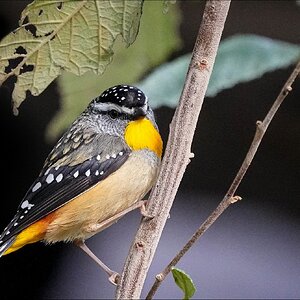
125, 118, 163, 158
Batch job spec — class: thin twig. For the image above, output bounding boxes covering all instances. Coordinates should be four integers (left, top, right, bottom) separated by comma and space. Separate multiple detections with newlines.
115, 1, 231, 299
146, 60, 300, 299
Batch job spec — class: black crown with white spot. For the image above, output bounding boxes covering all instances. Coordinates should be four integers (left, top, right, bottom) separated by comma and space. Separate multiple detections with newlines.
97, 85, 147, 108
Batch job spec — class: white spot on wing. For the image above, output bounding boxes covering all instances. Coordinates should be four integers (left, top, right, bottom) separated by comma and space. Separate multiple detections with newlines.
32, 182, 41, 192
46, 174, 54, 184
0, 242, 8, 252
106, 154, 110, 160
73, 171, 79, 178
56, 174, 63, 183
96, 155, 101, 161
44, 168, 51, 176
119, 151, 123, 156
111, 153, 116, 158
21, 200, 29, 209
85, 170, 91, 177
100, 171, 104, 175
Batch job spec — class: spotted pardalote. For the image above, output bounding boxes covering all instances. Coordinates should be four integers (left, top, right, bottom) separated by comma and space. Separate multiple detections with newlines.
0, 85, 163, 279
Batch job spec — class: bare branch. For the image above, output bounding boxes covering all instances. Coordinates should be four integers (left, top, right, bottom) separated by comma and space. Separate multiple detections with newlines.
146, 60, 300, 299
115, 1, 231, 299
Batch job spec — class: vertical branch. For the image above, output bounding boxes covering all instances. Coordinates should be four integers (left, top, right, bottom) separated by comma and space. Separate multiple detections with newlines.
115, 1, 231, 299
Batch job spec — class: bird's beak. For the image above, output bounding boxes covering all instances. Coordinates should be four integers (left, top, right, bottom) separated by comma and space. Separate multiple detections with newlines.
134, 104, 148, 118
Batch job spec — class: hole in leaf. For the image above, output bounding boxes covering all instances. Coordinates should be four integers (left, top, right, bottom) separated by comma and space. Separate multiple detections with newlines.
44, 30, 54, 38
57, 2, 62, 10
15, 46, 27, 55
5, 55, 23, 74
24, 23, 39, 38
5, 47, 30, 75
39, 9, 43, 16
20, 64, 34, 75
21, 16, 29, 25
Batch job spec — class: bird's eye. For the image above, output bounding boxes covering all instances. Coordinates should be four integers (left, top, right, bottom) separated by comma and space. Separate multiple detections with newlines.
108, 109, 120, 119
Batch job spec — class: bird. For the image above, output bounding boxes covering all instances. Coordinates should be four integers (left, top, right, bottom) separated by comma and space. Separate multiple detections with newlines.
0, 84, 163, 283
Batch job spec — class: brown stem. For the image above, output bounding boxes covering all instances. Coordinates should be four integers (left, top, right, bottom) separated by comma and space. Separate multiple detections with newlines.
115, 1, 231, 299
146, 60, 300, 299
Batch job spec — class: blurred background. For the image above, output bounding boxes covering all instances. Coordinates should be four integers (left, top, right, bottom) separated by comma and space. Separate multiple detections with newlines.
0, 1, 299, 299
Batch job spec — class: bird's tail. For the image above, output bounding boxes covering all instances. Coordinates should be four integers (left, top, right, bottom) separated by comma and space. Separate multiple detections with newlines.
0, 236, 16, 257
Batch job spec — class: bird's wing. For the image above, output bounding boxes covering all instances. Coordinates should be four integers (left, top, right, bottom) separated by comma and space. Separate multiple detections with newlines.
0, 128, 130, 245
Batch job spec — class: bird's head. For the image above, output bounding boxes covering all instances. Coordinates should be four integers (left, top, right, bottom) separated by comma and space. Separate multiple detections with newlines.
87, 85, 157, 136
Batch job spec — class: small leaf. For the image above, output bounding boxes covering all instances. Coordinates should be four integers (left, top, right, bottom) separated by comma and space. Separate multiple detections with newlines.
171, 267, 196, 300
137, 34, 300, 108
0, 0, 143, 114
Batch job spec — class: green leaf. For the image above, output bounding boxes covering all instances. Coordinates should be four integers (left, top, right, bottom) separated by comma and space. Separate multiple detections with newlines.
46, 0, 181, 141
171, 267, 196, 300
0, 0, 143, 114
208, 34, 300, 97
137, 34, 300, 108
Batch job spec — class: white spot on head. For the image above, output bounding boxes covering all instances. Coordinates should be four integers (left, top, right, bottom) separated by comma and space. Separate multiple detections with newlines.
124, 89, 128, 92
73, 171, 79, 178
95, 170, 99, 176
46, 174, 54, 184
32, 182, 42, 192
20, 215, 24, 219
96, 155, 101, 161
56, 174, 63, 183
114, 93, 118, 96
85, 170, 91, 177
106, 154, 110, 160
129, 86, 134, 89
100, 171, 104, 175
14, 222, 18, 227
121, 97, 126, 100
21, 200, 29, 209
24, 210, 28, 214
6, 231, 10, 235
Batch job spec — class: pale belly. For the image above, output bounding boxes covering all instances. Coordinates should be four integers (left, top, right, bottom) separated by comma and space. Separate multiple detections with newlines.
43, 150, 160, 243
